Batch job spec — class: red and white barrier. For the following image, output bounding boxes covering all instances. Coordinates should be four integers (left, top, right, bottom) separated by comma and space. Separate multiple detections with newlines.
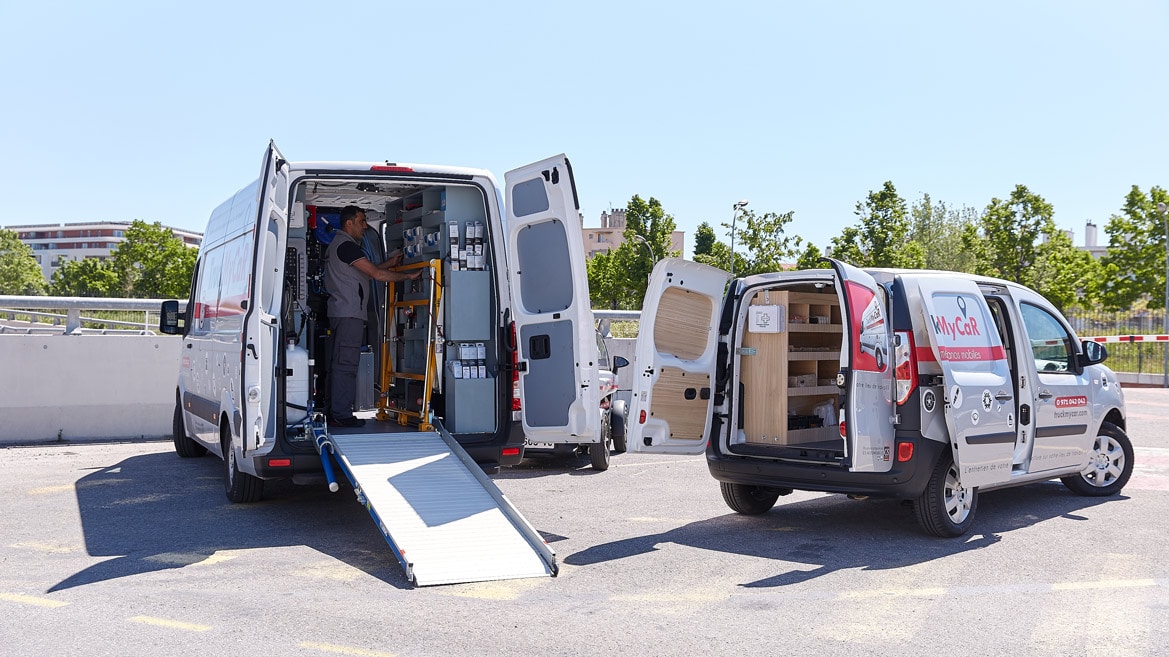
1082, 334, 1169, 343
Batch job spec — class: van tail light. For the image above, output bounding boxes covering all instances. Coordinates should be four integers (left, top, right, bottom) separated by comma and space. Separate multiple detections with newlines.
896, 441, 914, 462
370, 165, 414, 172
510, 321, 522, 412
894, 330, 918, 406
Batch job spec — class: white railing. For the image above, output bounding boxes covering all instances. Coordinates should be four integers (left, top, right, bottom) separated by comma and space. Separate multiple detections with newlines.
0, 295, 185, 335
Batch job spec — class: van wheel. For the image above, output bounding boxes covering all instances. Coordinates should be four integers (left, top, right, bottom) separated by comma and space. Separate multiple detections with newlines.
1061, 422, 1133, 496
589, 409, 612, 471
610, 400, 627, 454
720, 482, 780, 515
222, 425, 263, 503
172, 403, 206, 458
915, 450, 978, 537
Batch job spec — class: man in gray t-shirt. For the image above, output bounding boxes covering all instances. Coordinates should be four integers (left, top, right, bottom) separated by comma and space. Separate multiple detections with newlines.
326, 206, 420, 427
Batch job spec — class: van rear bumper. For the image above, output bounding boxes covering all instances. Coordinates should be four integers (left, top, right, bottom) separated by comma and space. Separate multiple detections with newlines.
706, 437, 947, 499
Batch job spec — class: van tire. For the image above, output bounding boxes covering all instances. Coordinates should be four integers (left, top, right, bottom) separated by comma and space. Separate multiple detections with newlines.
222, 425, 263, 503
1060, 422, 1133, 497
172, 403, 206, 458
915, 450, 978, 537
589, 410, 612, 471
610, 400, 627, 454
720, 482, 780, 515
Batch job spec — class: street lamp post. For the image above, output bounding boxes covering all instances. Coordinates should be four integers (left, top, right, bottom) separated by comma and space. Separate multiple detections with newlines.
1158, 201, 1168, 388
632, 234, 656, 266
729, 200, 748, 279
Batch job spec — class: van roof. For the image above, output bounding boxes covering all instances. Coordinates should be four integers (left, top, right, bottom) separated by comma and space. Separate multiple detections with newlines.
289, 160, 497, 184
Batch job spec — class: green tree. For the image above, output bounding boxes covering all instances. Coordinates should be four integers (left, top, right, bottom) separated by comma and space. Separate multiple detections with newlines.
970, 185, 1054, 285
794, 243, 829, 270
910, 194, 979, 272
723, 209, 804, 276
1030, 228, 1100, 311
50, 257, 119, 297
587, 250, 622, 309
0, 229, 47, 295
1099, 185, 1169, 310
693, 222, 717, 257
110, 220, 197, 298
830, 181, 925, 268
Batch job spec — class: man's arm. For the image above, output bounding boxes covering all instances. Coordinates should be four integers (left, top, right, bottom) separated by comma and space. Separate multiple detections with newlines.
353, 257, 420, 282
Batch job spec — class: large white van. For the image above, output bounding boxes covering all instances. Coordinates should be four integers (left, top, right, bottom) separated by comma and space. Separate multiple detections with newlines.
628, 258, 1132, 537
160, 142, 602, 502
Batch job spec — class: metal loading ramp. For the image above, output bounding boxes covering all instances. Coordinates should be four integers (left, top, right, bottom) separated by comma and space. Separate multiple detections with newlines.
328, 429, 557, 586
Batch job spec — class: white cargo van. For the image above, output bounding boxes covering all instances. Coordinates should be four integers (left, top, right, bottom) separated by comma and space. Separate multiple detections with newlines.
160, 142, 603, 499
628, 258, 1132, 537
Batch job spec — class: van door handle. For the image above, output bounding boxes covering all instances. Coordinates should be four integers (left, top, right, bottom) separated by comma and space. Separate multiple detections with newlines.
995, 391, 1012, 402
1037, 389, 1053, 400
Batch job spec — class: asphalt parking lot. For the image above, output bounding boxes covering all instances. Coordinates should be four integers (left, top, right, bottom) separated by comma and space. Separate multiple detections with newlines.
1, 387, 1167, 657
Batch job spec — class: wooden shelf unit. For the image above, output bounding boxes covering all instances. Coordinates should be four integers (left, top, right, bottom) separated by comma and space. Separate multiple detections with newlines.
739, 290, 842, 446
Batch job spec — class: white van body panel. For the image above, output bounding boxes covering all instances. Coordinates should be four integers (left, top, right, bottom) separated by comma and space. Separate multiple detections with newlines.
504, 155, 599, 443
913, 276, 1017, 488
628, 258, 729, 455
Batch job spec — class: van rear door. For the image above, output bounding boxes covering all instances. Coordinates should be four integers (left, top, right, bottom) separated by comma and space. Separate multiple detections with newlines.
830, 259, 895, 472
504, 155, 599, 443
242, 140, 289, 453
627, 258, 729, 455
914, 276, 1016, 488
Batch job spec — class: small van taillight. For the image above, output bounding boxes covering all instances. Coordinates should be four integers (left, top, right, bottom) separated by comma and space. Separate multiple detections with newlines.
894, 330, 918, 405
370, 165, 414, 172
510, 321, 522, 412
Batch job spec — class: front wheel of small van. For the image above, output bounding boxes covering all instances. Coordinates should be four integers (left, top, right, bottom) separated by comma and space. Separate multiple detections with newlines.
589, 410, 612, 471
610, 400, 627, 454
720, 483, 780, 515
1060, 422, 1133, 497
172, 403, 206, 458
223, 426, 263, 503
915, 451, 978, 538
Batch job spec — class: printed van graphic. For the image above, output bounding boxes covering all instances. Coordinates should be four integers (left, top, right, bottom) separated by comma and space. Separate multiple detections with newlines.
1054, 396, 1089, 408
845, 281, 889, 372
927, 293, 1005, 364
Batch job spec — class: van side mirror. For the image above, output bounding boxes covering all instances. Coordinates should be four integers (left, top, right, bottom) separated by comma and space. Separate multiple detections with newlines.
1079, 340, 1108, 366
159, 300, 183, 335
612, 355, 629, 372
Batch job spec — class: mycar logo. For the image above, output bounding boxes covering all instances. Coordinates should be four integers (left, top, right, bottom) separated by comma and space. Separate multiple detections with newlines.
1055, 396, 1089, 408
930, 295, 982, 340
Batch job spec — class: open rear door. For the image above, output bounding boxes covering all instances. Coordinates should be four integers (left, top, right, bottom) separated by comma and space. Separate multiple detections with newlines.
504, 155, 599, 443
914, 276, 1015, 488
628, 258, 729, 455
242, 140, 289, 453
830, 259, 895, 472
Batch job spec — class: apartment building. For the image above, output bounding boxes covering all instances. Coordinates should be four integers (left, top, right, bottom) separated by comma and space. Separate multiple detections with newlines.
5, 221, 202, 281
581, 208, 684, 260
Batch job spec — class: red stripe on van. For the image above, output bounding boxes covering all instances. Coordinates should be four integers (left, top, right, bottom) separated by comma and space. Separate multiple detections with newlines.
916, 345, 1006, 362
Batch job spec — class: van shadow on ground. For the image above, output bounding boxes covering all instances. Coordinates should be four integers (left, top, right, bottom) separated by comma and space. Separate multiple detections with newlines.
564, 484, 1125, 588
50, 451, 409, 592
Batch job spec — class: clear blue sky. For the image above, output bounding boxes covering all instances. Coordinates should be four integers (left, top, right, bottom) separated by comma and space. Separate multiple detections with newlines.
2, 1, 1166, 256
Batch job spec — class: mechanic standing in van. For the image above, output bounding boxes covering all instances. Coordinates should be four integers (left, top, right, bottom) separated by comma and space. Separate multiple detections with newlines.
326, 205, 420, 427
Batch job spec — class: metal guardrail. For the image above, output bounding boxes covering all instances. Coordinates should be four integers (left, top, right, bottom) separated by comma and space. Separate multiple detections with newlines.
0, 295, 186, 335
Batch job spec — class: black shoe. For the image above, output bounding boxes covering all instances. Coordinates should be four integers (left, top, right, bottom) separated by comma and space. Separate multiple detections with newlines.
331, 416, 365, 428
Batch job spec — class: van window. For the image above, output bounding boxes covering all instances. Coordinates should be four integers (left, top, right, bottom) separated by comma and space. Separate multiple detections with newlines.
1020, 303, 1072, 373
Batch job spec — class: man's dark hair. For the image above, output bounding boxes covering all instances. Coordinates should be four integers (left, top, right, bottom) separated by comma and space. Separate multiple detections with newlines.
339, 205, 365, 227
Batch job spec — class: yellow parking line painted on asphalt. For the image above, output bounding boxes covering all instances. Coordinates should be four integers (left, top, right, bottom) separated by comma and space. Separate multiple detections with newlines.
0, 592, 68, 608
128, 616, 211, 632
10, 541, 81, 554
838, 587, 948, 599
26, 484, 73, 495
299, 641, 396, 657
1052, 578, 1158, 591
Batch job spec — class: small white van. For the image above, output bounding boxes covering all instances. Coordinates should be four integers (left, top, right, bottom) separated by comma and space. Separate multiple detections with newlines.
161, 142, 603, 502
628, 258, 1132, 537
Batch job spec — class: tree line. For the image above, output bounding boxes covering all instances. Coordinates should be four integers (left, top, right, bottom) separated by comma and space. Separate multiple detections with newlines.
588, 183, 1168, 313
0, 220, 196, 298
